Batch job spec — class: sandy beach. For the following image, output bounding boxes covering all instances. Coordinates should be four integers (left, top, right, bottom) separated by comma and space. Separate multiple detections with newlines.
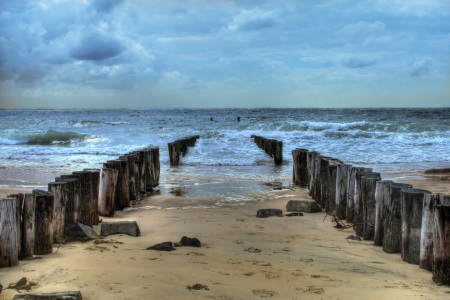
1, 173, 449, 300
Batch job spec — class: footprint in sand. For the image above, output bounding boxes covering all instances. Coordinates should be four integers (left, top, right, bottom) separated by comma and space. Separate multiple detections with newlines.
244, 247, 262, 253
250, 260, 272, 267
298, 286, 325, 294
252, 289, 278, 297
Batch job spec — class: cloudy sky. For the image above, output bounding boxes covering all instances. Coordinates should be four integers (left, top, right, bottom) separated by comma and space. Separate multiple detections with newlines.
0, 0, 449, 109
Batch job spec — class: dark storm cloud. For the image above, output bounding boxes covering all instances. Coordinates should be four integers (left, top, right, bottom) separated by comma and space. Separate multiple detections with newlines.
0, 0, 449, 108
70, 31, 124, 62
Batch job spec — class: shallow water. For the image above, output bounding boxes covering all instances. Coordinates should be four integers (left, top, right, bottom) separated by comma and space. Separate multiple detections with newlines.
0, 108, 448, 201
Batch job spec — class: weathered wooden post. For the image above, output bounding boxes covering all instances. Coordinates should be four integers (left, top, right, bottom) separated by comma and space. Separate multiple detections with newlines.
346, 166, 365, 223
104, 159, 130, 210
168, 141, 182, 166
336, 163, 352, 220
55, 176, 79, 225
432, 204, 450, 285
120, 155, 138, 202
150, 147, 160, 188
21, 193, 35, 259
98, 168, 119, 217
361, 173, 381, 240
401, 188, 431, 264
383, 182, 413, 253
307, 151, 320, 199
48, 181, 68, 244
33, 189, 54, 255
0, 197, 19, 267
72, 171, 95, 227
354, 170, 375, 236
291, 148, 309, 186
273, 141, 283, 165
374, 180, 393, 246
420, 193, 449, 271
10, 194, 24, 259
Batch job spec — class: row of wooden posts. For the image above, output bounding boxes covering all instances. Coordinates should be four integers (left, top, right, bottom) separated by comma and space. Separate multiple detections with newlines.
0, 147, 160, 268
168, 135, 200, 166
251, 135, 283, 165
291, 148, 450, 285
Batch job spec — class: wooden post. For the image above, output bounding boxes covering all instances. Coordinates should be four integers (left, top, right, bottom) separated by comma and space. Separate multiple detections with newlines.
0, 197, 19, 267
55, 177, 79, 225
150, 147, 160, 188
72, 171, 95, 227
420, 193, 448, 271
33, 189, 54, 255
292, 148, 309, 186
346, 166, 365, 223
307, 151, 320, 199
21, 193, 35, 259
273, 141, 283, 165
432, 204, 450, 285
98, 168, 119, 217
374, 180, 393, 246
354, 170, 375, 236
401, 188, 431, 265
48, 181, 68, 244
104, 159, 130, 210
120, 155, 138, 202
361, 173, 381, 240
336, 163, 352, 220
383, 182, 412, 253
10, 194, 24, 260
168, 141, 182, 166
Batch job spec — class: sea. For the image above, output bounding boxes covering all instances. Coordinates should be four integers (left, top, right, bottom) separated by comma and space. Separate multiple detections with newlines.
0, 108, 449, 203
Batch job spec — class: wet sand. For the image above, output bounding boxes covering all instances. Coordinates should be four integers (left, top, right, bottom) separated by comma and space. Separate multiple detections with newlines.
0, 175, 449, 299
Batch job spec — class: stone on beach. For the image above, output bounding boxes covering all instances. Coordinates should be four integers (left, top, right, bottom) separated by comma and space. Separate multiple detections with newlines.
286, 200, 322, 213
100, 221, 141, 237
256, 208, 283, 218
65, 223, 100, 242
146, 242, 175, 251
174, 236, 201, 247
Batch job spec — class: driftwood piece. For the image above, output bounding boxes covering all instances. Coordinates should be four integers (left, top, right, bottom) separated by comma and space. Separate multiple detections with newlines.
100, 221, 140, 237
32, 189, 54, 255
98, 168, 118, 217
401, 188, 431, 265
432, 204, 450, 285
48, 182, 68, 244
12, 291, 82, 299
383, 182, 412, 253
361, 173, 381, 240
374, 180, 393, 246
336, 163, 352, 220
0, 197, 19, 267
21, 193, 35, 259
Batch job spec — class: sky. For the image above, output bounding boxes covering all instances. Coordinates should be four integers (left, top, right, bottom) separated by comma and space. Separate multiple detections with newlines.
0, 0, 449, 109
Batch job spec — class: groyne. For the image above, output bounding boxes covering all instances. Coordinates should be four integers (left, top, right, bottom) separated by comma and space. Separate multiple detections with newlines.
291, 148, 450, 285
251, 135, 282, 165
0, 147, 160, 268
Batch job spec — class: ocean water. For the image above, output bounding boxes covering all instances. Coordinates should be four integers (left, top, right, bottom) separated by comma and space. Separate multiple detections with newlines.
0, 108, 449, 201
